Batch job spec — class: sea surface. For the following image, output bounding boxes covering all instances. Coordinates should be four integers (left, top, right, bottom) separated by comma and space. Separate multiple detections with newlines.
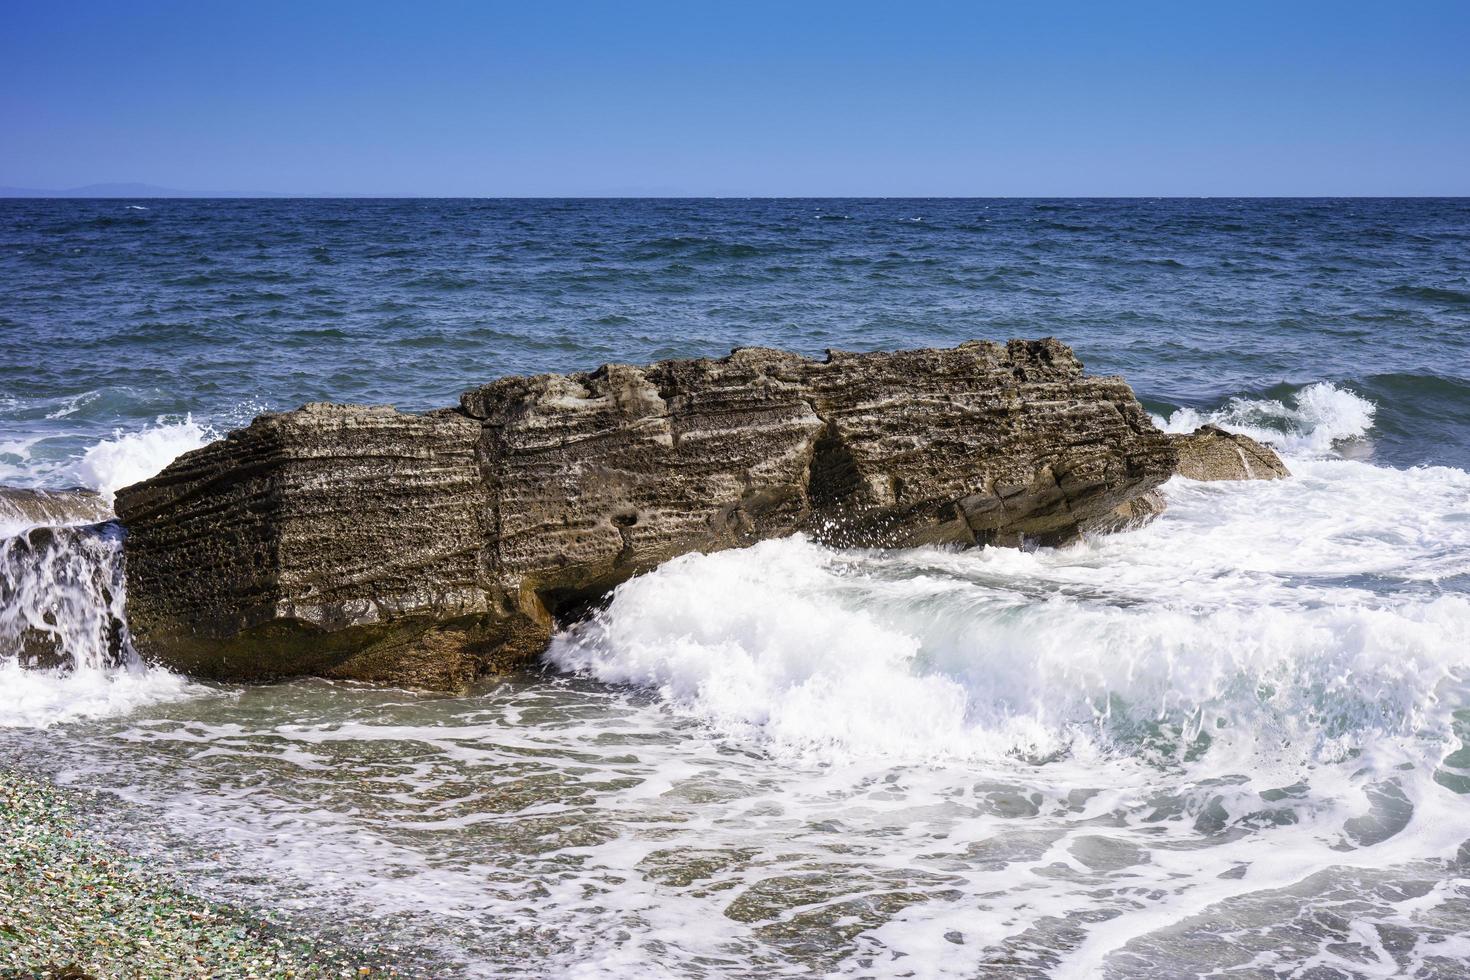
2, 198, 1468, 978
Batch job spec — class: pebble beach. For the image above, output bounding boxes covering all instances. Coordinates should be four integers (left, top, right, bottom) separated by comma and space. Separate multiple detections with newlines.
0, 767, 408, 980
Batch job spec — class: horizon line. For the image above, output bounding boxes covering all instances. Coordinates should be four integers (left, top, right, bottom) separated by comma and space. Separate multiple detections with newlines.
4, 192, 1469, 201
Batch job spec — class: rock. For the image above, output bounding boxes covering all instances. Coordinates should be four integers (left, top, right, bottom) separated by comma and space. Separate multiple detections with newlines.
465, 348, 826, 627
0, 486, 113, 531
1091, 489, 1168, 534
116, 339, 1177, 689
1170, 425, 1290, 481
792, 341, 1176, 548
113, 403, 511, 686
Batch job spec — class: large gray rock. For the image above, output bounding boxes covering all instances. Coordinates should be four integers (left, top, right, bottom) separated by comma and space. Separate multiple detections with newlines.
116, 339, 1178, 690
1170, 425, 1290, 481
113, 403, 514, 690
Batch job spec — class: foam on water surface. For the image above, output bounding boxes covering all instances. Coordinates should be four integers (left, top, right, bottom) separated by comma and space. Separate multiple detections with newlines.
1, 377, 1464, 977
0, 417, 213, 729
1154, 380, 1379, 457
0, 660, 199, 730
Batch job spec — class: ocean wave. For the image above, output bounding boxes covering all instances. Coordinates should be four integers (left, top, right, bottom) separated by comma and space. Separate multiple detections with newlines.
70, 416, 219, 499
1387, 284, 1470, 306
42, 390, 102, 420
1153, 381, 1376, 458
628, 236, 794, 262
548, 454, 1470, 768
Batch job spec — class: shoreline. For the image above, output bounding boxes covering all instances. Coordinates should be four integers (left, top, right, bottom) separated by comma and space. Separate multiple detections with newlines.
0, 765, 421, 980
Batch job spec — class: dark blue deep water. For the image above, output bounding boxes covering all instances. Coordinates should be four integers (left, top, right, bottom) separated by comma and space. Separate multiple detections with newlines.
3, 197, 1468, 482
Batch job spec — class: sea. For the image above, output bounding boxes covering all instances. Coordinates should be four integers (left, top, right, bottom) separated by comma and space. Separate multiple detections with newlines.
1, 198, 1468, 978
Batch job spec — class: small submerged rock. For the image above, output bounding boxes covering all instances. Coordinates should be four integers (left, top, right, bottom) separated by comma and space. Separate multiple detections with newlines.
1170, 424, 1290, 481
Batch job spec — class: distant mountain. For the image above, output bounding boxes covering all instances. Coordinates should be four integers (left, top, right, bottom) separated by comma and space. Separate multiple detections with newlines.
0, 182, 295, 198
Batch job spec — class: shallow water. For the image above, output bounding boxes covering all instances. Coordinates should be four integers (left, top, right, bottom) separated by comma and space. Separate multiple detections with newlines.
1, 198, 1468, 977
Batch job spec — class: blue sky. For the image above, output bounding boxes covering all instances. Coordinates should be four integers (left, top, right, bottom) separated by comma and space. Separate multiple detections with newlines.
3, 0, 1467, 196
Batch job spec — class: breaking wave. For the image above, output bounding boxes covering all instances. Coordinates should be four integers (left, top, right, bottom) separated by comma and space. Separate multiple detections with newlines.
71, 415, 217, 500
1152, 381, 1377, 458
548, 473, 1470, 766
549, 379, 1469, 771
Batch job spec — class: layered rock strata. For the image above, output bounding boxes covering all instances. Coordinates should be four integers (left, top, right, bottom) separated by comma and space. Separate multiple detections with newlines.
116, 340, 1178, 689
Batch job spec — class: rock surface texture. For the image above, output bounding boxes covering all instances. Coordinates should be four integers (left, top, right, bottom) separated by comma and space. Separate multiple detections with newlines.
1170, 425, 1291, 481
116, 340, 1178, 689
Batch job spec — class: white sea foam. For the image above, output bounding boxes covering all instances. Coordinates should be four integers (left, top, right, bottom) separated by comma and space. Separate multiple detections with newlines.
0, 524, 200, 728
0, 659, 198, 729
548, 460, 1470, 766
70, 415, 217, 499
1153, 380, 1377, 458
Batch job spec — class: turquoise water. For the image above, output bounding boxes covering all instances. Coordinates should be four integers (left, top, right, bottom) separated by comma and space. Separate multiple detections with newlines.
2, 198, 1468, 978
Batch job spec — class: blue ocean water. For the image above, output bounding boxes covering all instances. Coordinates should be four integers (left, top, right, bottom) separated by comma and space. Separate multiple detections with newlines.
3, 199, 1470, 978
2, 197, 1468, 485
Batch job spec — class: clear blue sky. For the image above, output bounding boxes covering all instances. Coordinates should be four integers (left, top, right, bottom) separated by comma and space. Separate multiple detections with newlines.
3, 0, 1467, 196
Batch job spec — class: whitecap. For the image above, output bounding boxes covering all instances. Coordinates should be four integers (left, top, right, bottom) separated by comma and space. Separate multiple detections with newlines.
1153, 381, 1376, 458
70, 415, 218, 499
548, 447, 1470, 768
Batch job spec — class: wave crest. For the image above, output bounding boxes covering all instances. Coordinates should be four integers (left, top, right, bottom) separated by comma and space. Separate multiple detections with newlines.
1153, 381, 1376, 458
548, 452, 1470, 767
71, 416, 218, 499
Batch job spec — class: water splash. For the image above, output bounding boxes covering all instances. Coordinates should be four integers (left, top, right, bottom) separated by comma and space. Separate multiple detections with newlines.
0, 523, 197, 728
1153, 381, 1377, 458
547, 421, 1470, 767
71, 415, 217, 500
0, 413, 214, 727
